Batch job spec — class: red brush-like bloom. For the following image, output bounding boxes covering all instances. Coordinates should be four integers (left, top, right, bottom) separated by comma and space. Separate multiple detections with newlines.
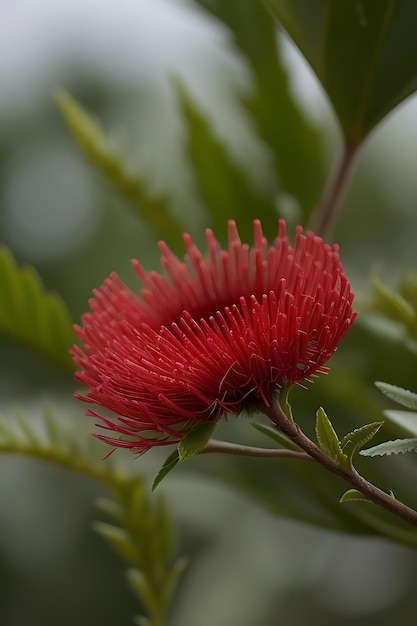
72, 220, 356, 454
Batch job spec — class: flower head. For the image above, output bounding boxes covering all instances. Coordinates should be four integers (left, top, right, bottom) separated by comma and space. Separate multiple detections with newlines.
72, 220, 356, 454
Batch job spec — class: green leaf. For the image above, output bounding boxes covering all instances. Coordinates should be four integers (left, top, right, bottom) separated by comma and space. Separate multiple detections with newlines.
193, 0, 325, 221
175, 81, 278, 242
266, 0, 417, 140
384, 410, 417, 435
278, 385, 294, 422
252, 422, 301, 451
0, 246, 74, 372
340, 489, 372, 504
126, 569, 156, 614
371, 279, 416, 329
360, 437, 417, 457
162, 556, 188, 605
95, 497, 123, 521
341, 421, 384, 459
315, 407, 348, 466
152, 449, 180, 491
0, 406, 121, 487
95, 477, 183, 626
93, 521, 135, 564
375, 381, 417, 410
178, 420, 218, 462
56, 90, 184, 247
399, 272, 417, 312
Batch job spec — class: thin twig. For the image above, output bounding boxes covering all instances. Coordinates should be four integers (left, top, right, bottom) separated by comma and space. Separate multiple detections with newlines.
263, 395, 417, 529
309, 140, 360, 238
202, 438, 312, 461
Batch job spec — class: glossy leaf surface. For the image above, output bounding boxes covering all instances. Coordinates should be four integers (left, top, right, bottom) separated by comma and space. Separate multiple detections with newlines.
266, 0, 417, 140
315, 407, 348, 466
178, 420, 218, 461
340, 489, 372, 504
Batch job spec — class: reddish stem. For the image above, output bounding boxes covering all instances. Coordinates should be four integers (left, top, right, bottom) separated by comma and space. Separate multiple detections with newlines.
263, 395, 417, 529
309, 140, 360, 238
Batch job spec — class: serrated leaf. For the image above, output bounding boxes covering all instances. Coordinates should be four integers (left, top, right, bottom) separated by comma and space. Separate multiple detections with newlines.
152, 449, 180, 491
0, 246, 74, 371
194, 0, 325, 221
178, 420, 218, 462
375, 381, 417, 410
315, 407, 348, 466
341, 421, 384, 458
340, 489, 372, 504
252, 422, 301, 451
266, 0, 417, 140
56, 90, 183, 248
360, 438, 417, 457
175, 81, 278, 242
384, 410, 417, 436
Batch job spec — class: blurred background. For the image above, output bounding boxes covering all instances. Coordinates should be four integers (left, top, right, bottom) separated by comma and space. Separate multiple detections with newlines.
1, 1, 417, 625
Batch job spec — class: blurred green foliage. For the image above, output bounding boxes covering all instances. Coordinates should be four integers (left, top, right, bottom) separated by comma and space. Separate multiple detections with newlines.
1, 1, 417, 625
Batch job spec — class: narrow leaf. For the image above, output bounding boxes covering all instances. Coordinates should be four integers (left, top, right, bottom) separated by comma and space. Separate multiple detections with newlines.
315, 407, 348, 466
92, 521, 136, 564
176, 81, 278, 242
126, 568, 155, 611
178, 421, 218, 462
400, 272, 417, 312
56, 90, 183, 247
95, 497, 123, 521
0, 417, 15, 442
360, 438, 417, 457
341, 421, 384, 457
252, 422, 301, 451
0, 246, 74, 371
371, 279, 416, 328
163, 556, 188, 604
384, 410, 417, 436
15, 411, 41, 447
340, 489, 371, 504
42, 406, 63, 447
375, 381, 417, 410
152, 449, 180, 491
279, 385, 294, 422
194, 0, 325, 221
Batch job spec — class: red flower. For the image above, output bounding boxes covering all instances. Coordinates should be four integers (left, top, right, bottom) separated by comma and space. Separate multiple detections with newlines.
72, 220, 356, 454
